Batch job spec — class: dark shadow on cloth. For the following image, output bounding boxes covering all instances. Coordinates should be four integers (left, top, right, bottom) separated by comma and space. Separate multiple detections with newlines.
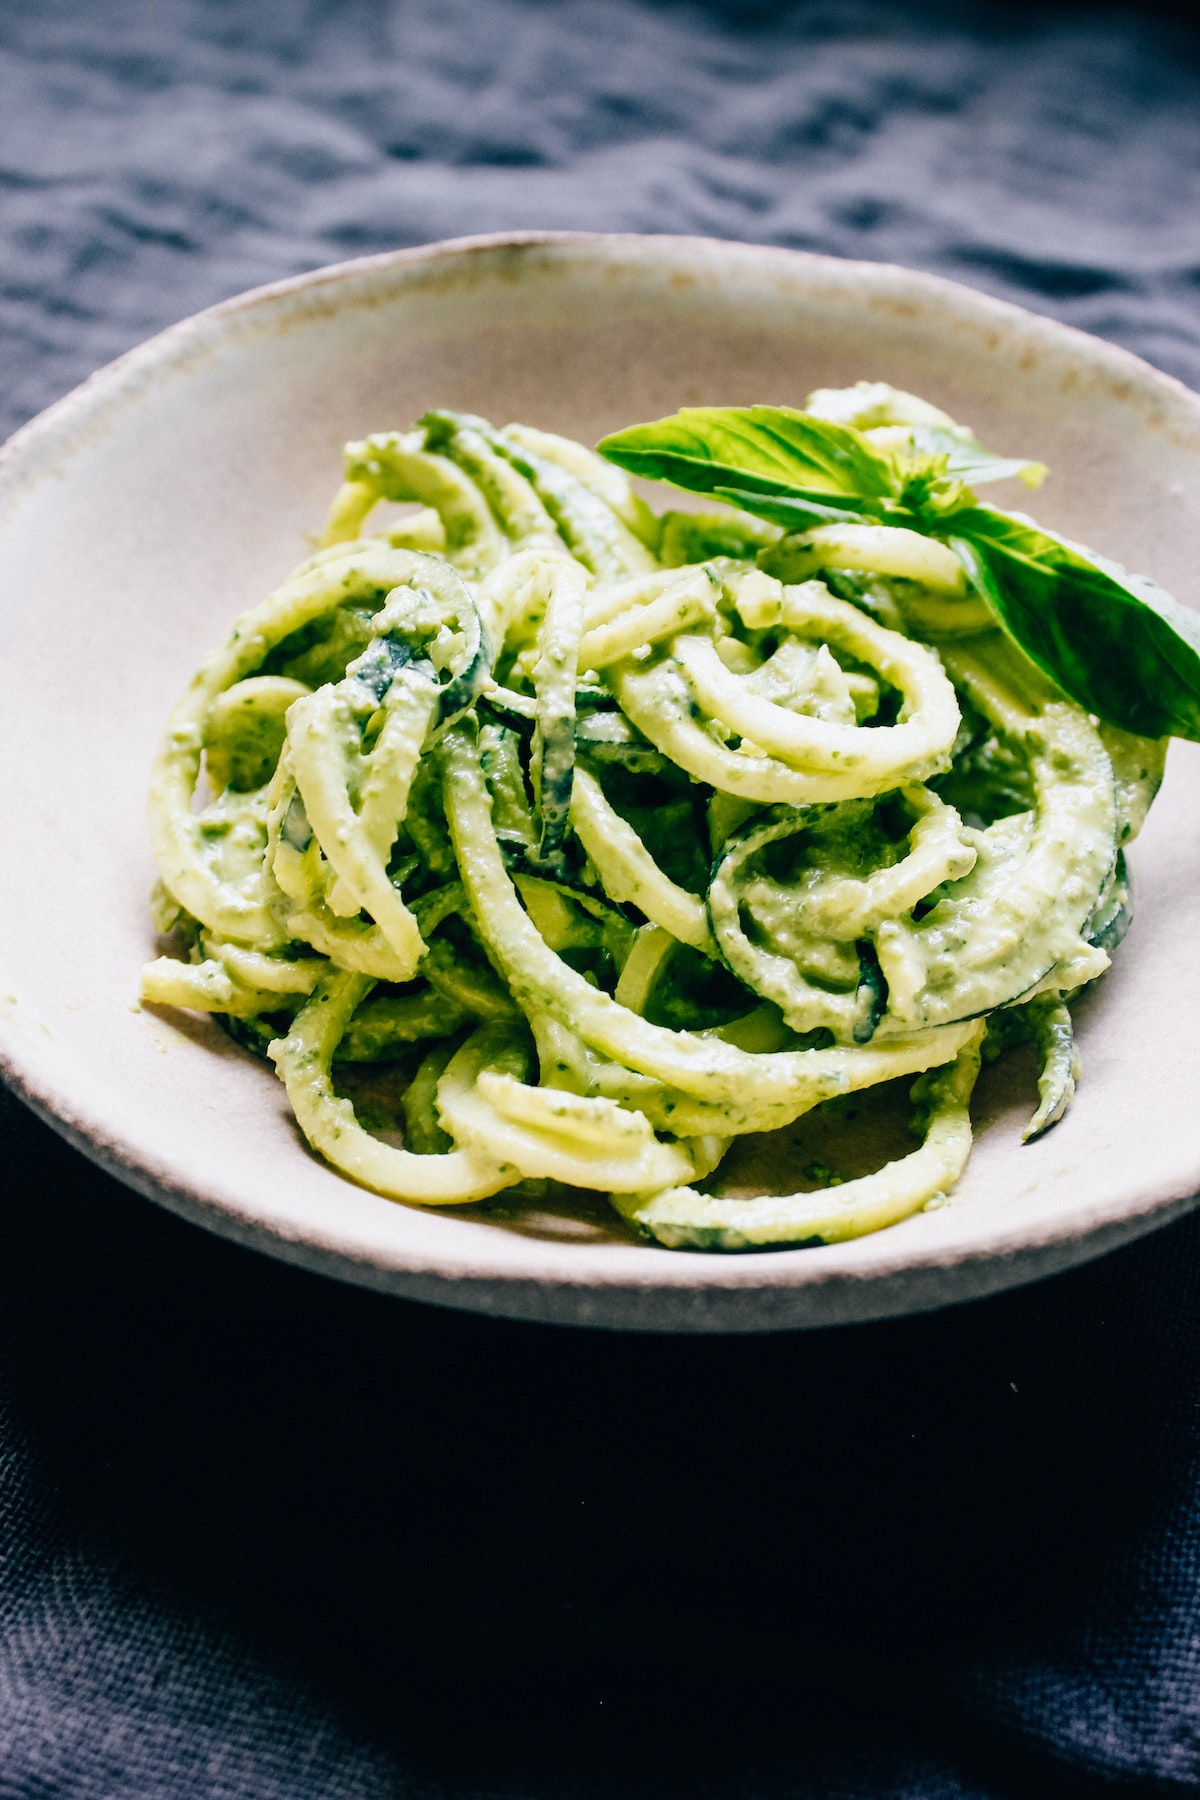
3, 1080, 1197, 1791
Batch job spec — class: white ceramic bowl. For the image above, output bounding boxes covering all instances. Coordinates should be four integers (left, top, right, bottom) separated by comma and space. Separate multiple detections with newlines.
3, 231, 1199, 1332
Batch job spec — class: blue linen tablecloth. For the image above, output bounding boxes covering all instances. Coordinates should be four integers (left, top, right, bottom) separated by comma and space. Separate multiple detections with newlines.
4, 3, 1200, 1793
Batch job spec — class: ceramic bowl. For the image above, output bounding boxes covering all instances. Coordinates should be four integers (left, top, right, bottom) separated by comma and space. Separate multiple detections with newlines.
2, 231, 1199, 1332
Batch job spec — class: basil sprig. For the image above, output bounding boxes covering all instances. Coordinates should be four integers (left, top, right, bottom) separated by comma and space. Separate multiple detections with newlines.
598, 405, 1196, 741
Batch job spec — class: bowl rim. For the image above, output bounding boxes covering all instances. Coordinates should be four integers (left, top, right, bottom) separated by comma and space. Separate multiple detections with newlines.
3, 229, 1200, 1332
8, 227, 1200, 496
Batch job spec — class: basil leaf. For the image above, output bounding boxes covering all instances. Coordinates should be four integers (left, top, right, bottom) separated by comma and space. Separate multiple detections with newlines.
948, 507, 1200, 740
908, 426, 1046, 490
711, 486, 886, 533
599, 402, 1194, 742
597, 406, 899, 501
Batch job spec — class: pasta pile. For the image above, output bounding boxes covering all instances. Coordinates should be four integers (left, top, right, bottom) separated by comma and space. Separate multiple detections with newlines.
140, 392, 1161, 1249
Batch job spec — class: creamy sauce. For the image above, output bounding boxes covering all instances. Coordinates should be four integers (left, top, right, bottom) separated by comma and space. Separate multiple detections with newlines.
140, 387, 1164, 1250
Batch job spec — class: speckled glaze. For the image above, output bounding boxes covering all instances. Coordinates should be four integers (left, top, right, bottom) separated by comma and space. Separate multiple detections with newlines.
2, 232, 1199, 1331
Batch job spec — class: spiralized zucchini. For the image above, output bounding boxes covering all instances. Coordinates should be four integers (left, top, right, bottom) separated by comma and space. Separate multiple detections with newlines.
141, 395, 1164, 1251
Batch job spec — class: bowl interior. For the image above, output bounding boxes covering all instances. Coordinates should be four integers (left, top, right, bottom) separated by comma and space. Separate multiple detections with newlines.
2, 233, 1199, 1331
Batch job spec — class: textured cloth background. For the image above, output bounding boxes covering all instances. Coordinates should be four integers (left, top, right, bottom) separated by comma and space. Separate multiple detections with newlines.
4, 2, 1200, 1794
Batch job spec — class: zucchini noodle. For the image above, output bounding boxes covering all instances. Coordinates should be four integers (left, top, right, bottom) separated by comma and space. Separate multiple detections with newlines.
140, 390, 1164, 1251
